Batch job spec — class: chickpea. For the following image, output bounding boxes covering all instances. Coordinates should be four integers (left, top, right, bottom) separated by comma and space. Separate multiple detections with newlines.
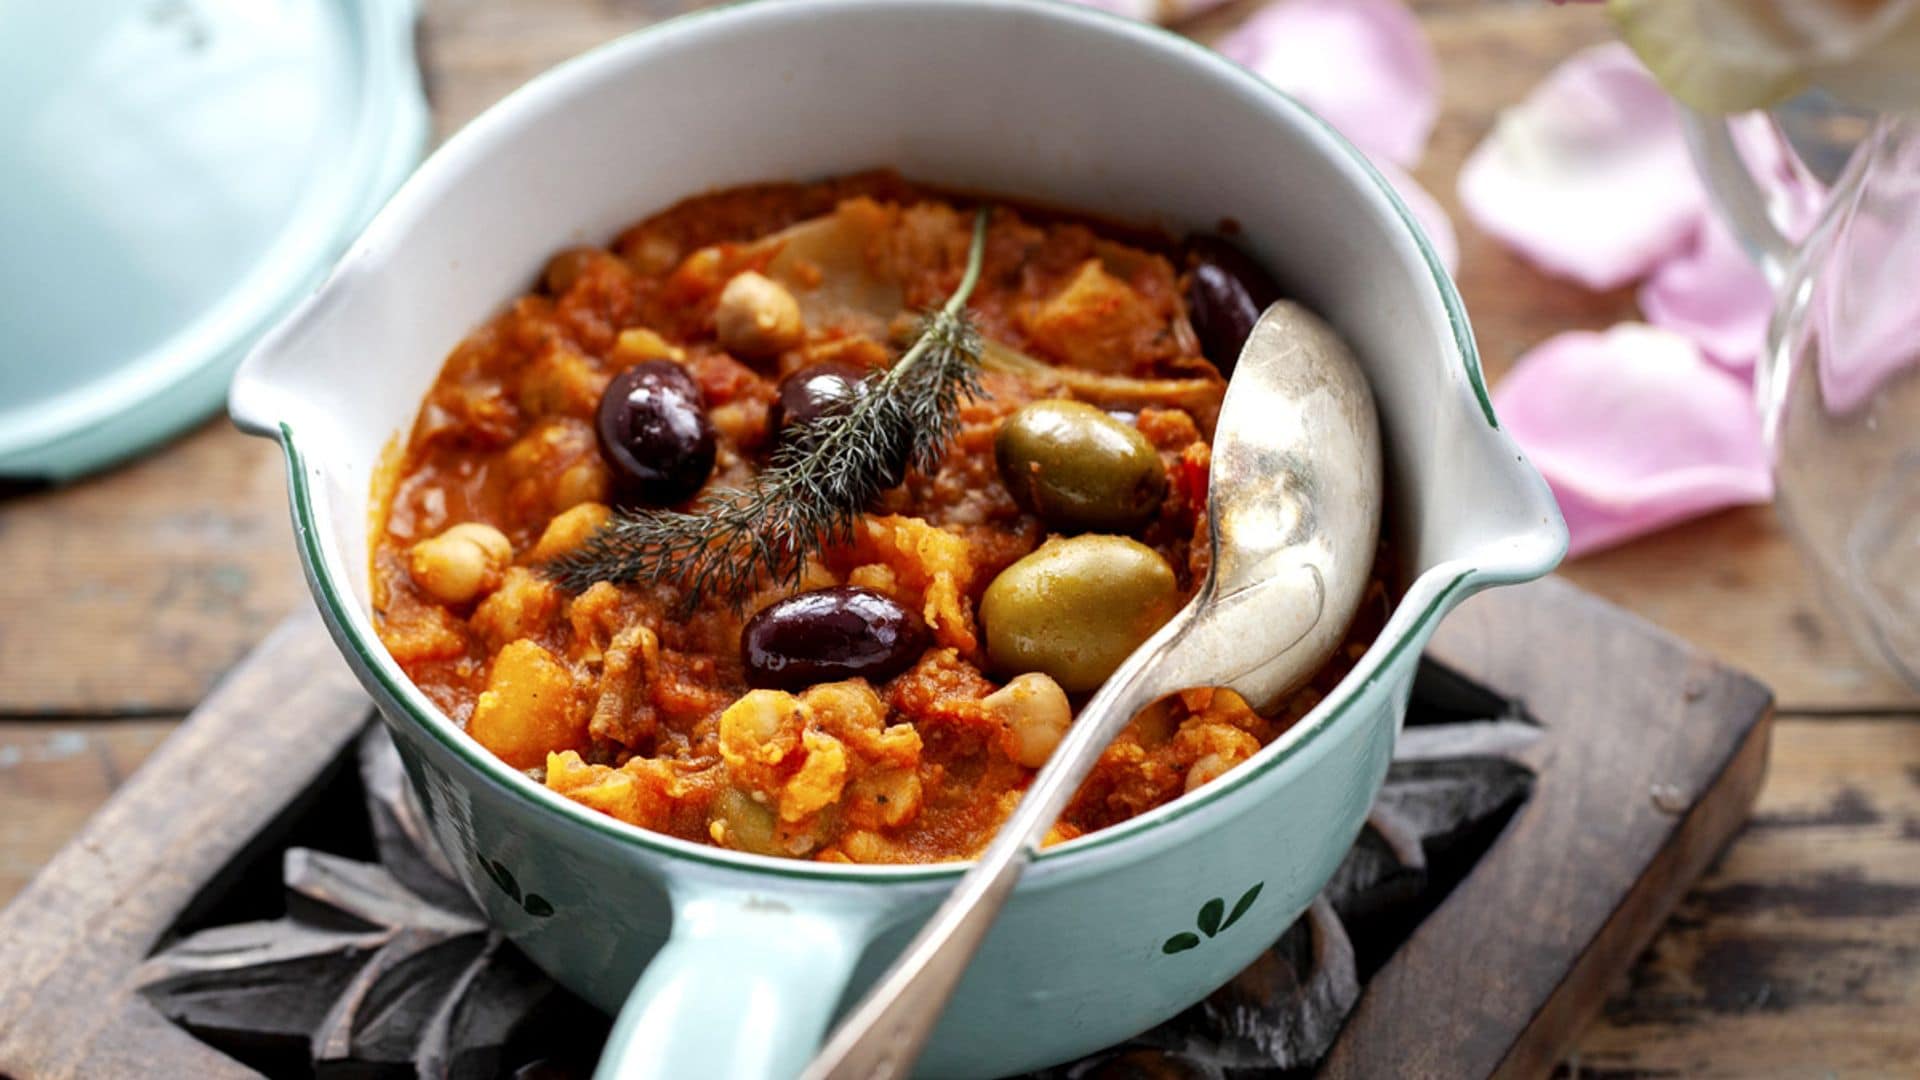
407, 522, 512, 604
624, 231, 682, 276
530, 502, 611, 562
983, 672, 1073, 768
517, 346, 604, 419
715, 271, 805, 358
706, 401, 761, 446
1185, 752, 1237, 793
1183, 725, 1260, 792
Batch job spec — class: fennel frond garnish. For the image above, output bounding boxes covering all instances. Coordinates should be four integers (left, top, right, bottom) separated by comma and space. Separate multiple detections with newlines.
547, 207, 991, 606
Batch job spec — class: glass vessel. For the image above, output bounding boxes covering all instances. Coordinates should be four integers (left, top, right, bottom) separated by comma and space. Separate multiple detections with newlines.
1688, 110, 1920, 687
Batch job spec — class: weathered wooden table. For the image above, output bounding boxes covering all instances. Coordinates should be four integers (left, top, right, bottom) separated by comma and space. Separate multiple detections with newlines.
2, 1, 1916, 1075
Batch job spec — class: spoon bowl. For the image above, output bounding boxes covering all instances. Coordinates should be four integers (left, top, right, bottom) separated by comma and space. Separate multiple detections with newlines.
1180, 301, 1384, 710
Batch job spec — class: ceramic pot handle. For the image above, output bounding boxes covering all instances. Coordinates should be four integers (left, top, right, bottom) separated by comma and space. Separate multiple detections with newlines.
1679, 111, 1798, 288
593, 892, 871, 1080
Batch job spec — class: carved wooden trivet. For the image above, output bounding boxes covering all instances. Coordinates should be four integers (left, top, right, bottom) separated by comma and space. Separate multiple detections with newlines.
0, 578, 1773, 1078
132, 728, 563, 1079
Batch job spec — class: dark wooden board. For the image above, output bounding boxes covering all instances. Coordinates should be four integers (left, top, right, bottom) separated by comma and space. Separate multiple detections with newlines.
0, 615, 369, 1080
0, 578, 1771, 1078
1320, 578, 1774, 1078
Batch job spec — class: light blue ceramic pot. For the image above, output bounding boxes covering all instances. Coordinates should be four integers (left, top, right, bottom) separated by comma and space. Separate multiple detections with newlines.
232, 1, 1566, 1075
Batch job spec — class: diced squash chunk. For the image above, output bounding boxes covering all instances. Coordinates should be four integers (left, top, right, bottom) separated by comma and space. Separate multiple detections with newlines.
781, 730, 849, 822
1021, 259, 1165, 374
851, 516, 978, 654
469, 639, 584, 768
610, 326, 685, 366
545, 750, 677, 829
377, 604, 469, 664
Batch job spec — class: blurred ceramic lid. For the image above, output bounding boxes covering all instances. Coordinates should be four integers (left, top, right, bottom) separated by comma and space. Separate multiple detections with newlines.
0, 0, 426, 481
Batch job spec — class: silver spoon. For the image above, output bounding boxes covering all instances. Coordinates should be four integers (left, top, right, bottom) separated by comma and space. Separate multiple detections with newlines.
803, 300, 1383, 1080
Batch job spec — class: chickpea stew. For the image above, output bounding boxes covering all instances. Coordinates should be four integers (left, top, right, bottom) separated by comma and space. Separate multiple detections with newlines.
373, 172, 1391, 863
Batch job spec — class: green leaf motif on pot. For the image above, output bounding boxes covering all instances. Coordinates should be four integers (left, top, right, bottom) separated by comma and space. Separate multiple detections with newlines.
1162, 882, 1263, 956
482, 858, 519, 902
1161, 932, 1201, 955
481, 856, 554, 918
1223, 881, 1263, 931
1197, 897, 1224, 937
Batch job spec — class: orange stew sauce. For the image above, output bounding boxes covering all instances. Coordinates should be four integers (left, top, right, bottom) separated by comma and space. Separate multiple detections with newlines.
372, 172, 1390, 863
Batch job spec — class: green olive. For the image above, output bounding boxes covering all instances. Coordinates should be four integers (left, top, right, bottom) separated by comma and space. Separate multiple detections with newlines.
981, 535, 1182, 692
995, 400, 1167, 532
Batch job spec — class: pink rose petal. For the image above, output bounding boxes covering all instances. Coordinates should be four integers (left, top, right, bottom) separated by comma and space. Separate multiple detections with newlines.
1458, 43, 1703, 290
1376, 159, 1459, 275
1638, 213, 1773, 372
1812, 177, 1920, 415
1218, 0, 1439, 168
1494, 324, 1772, 557
1640, 115, 1826, 372
1729, 112, 1827, 231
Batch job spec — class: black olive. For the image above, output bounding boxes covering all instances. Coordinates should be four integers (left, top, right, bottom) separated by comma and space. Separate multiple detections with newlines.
768, 362, 909, 486
594, 360, 716, 507
742, 586, 930, 690
1186, 235, 1282, 376
769, 361, 872, 440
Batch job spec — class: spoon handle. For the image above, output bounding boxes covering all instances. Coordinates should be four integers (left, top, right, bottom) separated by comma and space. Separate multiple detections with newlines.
800, 603, 1202, 1080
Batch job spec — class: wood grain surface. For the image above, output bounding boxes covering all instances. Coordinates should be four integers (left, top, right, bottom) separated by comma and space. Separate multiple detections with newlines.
1572, 717, 1920, 1078
3, 0, 1918, 1075
0, 722, 174, 902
